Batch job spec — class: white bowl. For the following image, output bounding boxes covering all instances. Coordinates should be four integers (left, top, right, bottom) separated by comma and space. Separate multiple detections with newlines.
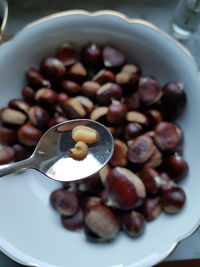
0, 10, 199, 267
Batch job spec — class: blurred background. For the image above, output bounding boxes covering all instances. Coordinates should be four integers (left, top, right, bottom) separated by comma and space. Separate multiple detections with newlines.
1, 0, 200, 266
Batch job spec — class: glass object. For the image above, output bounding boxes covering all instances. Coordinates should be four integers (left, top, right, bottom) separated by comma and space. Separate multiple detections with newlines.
171, 0, 200, 40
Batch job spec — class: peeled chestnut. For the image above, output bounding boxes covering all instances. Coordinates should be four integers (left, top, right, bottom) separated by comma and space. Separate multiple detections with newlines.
105, 167, 146, 210
107, 101, 127, 124
161, 187, 186, 214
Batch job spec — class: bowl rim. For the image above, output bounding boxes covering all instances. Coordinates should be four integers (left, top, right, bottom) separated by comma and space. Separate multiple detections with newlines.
0, 9, 200, 267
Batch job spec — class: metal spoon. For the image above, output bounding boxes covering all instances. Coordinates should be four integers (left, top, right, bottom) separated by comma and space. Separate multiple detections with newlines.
0, 119, 114, 182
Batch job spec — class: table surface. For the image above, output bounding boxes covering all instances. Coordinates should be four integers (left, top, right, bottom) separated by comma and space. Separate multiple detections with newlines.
1, 0, 200, 266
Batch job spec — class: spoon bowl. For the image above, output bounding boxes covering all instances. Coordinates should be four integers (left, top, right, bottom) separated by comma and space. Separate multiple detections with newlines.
0, 119, 114, 182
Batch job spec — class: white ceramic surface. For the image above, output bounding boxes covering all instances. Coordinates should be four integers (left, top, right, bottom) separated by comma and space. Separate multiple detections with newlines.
0, 10, 199, 267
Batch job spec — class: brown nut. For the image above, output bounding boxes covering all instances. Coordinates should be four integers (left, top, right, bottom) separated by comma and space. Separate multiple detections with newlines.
57, 42, 77, 66
107, 101, 127, 124
85, 204, 120, 240
72, 126, 98, 144
82, 81, 100, 98
0, 146, 15, 164
26, 68, 50, 89
35, 88, 58, 108
40, 57, 66, 80
116, 72, 139, 93
28, 106, 50, 129
61, 80, 81, 95
50, 188, 79, 216
57, 93, 69, 105
22, 86, 35, 103
90, 106, 108, 121
48, 116, 67, 128
0, 108, 27, 126
0, 126, 17, 145
8, 99, 30, 114
78, 172, 104, 195
93, 69, 115, 85
66, 62, 87, 83
103, 46, 125, 68
128, 135, 154, 164
159, 172, 177, 192
123, 94, 140, 111
68, 141, 88, 161
145, 109, 163, 129
161, 187, 186, 214
144, 146, 162, 168
61, 98, 86, 119
138, 167, 161, 195
125, 123, 142, 140
84, 224, 105, 242
121, 64, 142, 75
81, 43, 102, 68
140, 197, 161, 221
17, 124, 43, 146
126, 111, 149, 126
96, 83, 122, 106
164, 154, 188, 180
75, 96, 94, 114
154, 122, 182, 151
13, 144, 30, 161
105, 167, 146, 210
161, 82, 186, 119
99, 164, 111, 185
83, 197, 102, 213
61, 209, 84, 231
138, 77, 162, 105
122, 211, 145, 237
110, 139, 128, 167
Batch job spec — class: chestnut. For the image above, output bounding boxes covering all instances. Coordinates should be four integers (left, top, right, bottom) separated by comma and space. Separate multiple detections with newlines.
123, 94, 140, 111
8, 98, 30, 114
0, 126, 17, 145
61, 80, 81, 95
28, 106, 50, 129
82, 81, 100, 98
159, 172, 176, 192
110, 139, 128, 167
50, 188, 79, 216
103, 46, 125, 68
81, 43, 102, 68
90, 106, 108, 122
138, 167, 161, 195
99, 164, 111, 185
17, 124, 43, 146
105, 167, 146, 210
61, 98, 86, 119
93, 69, 115, 85
164, 154, 188, 180
13, 143, 30, 161
84, 224, 105, 242
128, 135, 154, 164
145, 109, 163, 129
26, 68, 50, 89
75, 96, 94, 114
48, 116, 67, 128
57, 42, 77, 66
154, 122, 182, 151
121, 64, 141, 76
57, 93, 69, 105
140, 197, 161, 221
0, 107, 27, 126
83, 197, 102, 213
144, 146, 162, 168
66, 62, 87, 83
96, 83, 122, 106
77, 172, 104, 195
122, 211, 145, 237
138, 77, 162, 105
161, 187, 186, 214
61, 209, 84, 231
125, 123, 142, 140
40, 57, 65, 80
161, 82, 186, 119
116, 72, 139, 93
85, 204, 120, 240
35, 88, 58, 108
126, 111, 149, 126
0, 146, 15, 164
22, 86, 35, 103
107, 101, 127, 124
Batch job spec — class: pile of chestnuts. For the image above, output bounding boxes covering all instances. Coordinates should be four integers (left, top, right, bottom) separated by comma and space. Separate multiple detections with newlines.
0, 42, 188, 242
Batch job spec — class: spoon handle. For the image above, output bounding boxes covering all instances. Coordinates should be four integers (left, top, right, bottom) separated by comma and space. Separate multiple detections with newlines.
0, 157, 33, 177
